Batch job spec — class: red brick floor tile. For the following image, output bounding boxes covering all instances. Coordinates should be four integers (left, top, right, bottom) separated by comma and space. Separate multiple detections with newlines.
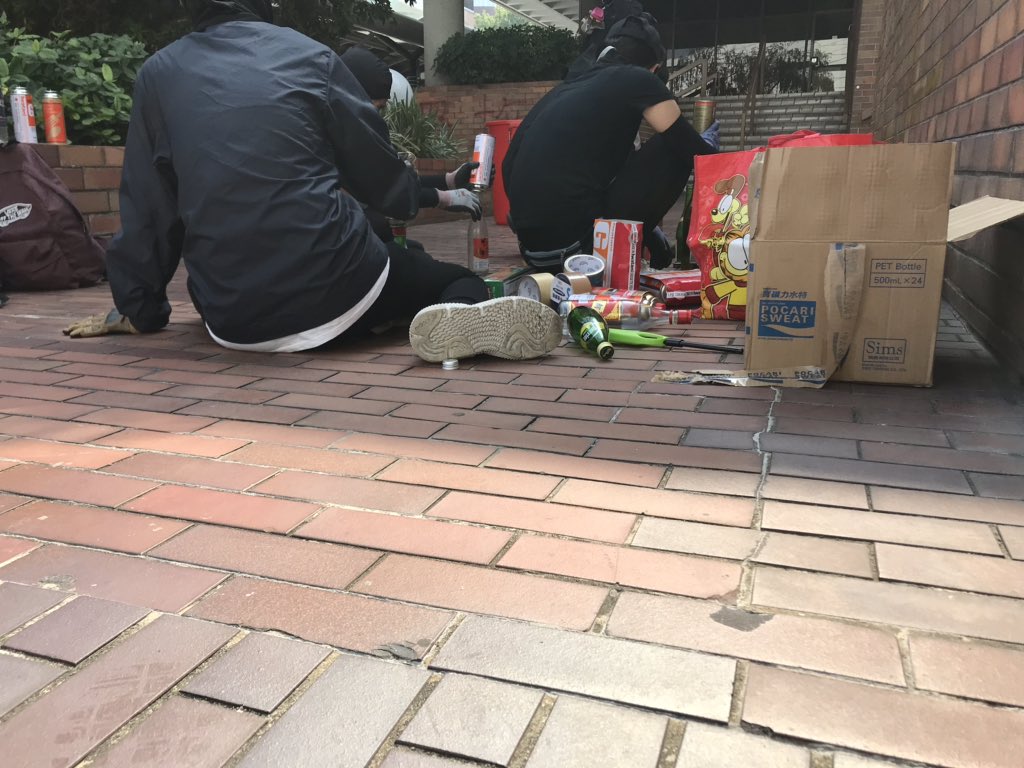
194, 418, 344, 447
219, 363, 331, 381
681, 427, 757, 450
244, 384, 382, 410
105, 452, 276, 491
332, 433, 496, 465
77, 408, 217, 433
427, 491, 636, 543
0, 382, 89, 401
762, 500, 1002, 554
238, 654, 429, 768
0, 369, 76, 387
432, 423, 593, 455
130, 357, 236, 373
398, 674, 543, 765
354, 554, 608, 630
558, 388, 631, 407
909, 633, 1024, 707
949, 430, 1024, 453
0, 614, 235, 768
607, 591, 904, 684
58, 374, 175, 394
438, 378, 564, 402
139, 368, 259, 388
303, 359, 414, 375
632, 517, 760, 560
222, 442, 395, 477
665, 466, 759, 497
430, 614, 736, 719
588, 439, 764, 473
529, 416, 685, 445
477, 396, 618, 422
45, 350, 144, 366
759, 433, 861, 459
742, 664, 1024, 768
769, 453, 972, 494
971, 471, 1024, 500
0, 438, 134, 469
95, 429, 249, 458
0, 396, 100, 420
253, 470, 445, 515
0, 654, 63, 717
1002, 525, 1024, 559
0, 464, 157, 507
761, 476, 869, 509
772, 415, 950, 447
752, 566, 1024, 644
0, 545, 224, 612
187, 575, 452, 657
69, 390, 199, 413
772, 402, 855, 422
150, 524, 379, 588
485, 448, 665, 488
526, 695, 667, 768
754, 532, 874, 577
157, 384, 279, 404
552, 479, 755, 526
88, 695, 264, 768
2, 595, 148, 663
862, 440, 1024, 474
298, 410, 444, 438
680, 724, 815, 767
0, 414, 120, 443
870, 486, 1024, 524
499, 535, 741, 599
182, 632, 329, 712
390, 403, 532, 430
381, 748, 470, 767
296, 508, 510, 564
0, 493, 31, 514
320, 370, 444, 390
875, 542, 1024, 598
0, 500, 190, 554
376, 458, 561, 500
180, 400, 315, 425
0, 533, 38, 566
354, 385, 486, 410
0, 581, 66, 635
860, 411, 1024, 436
125, 484, 318, 533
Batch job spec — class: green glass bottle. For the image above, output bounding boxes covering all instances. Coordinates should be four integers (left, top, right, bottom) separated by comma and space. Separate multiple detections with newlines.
567, 306, 614, 360
675, 177, 695, 268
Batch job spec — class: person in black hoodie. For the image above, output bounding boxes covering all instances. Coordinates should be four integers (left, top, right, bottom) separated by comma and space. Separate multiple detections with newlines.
63, 0, 561, 362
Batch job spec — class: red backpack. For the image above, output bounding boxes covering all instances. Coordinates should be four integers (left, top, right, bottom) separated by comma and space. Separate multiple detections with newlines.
0, 144, 106, 290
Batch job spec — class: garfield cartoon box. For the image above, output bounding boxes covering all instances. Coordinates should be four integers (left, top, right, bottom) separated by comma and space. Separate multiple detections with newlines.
745, 143, 1024, 386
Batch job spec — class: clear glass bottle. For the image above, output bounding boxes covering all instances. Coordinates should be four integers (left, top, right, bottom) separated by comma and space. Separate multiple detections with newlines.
468, 216, 489, 274
559, 298, 683, 329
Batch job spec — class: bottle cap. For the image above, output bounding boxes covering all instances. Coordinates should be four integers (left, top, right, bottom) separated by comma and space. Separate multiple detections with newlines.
596, 341, 614, 360
441, 359, 459, 370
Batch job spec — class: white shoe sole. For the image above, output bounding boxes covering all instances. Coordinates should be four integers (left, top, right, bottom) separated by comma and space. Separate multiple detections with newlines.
409, 297, 562, 363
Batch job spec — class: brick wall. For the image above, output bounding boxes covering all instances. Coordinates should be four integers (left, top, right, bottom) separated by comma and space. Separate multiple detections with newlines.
850, 0, 883, 127
31, 144, 123, 239
854, 0, 1024, 379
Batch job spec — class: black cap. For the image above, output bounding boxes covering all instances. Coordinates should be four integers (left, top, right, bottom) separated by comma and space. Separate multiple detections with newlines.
605, 14, 666, 66
340, 47, 393, 102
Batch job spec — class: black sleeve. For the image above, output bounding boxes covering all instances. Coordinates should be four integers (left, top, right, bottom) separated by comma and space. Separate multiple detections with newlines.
661, 115, 718, 161
622, 67, 676, 112
105, 67, 183, 333
324, 52, 419, 221
418, 185, 440, 208
419, 174, 447, 190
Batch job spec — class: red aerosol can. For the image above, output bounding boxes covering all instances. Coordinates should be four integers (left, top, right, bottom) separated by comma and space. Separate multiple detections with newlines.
42, 90, 67, 144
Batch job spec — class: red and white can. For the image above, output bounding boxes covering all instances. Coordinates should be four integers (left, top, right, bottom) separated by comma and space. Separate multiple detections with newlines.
639, 269, 702, 307
468, 133, 495, 189
593, 219, 642, 290
588, 287, 662, 306
10, 87, 37, 144
42, 90, 67, 144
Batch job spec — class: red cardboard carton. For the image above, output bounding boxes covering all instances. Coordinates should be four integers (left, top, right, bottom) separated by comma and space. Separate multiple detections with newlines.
593, 219, 642, 290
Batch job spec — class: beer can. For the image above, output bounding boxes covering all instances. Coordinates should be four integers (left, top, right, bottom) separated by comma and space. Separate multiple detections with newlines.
589, 287, 661, 306
468, 133, 495, 190
693, 100, 717, 134
42, 90, 67, 144
10, 87, 37, 144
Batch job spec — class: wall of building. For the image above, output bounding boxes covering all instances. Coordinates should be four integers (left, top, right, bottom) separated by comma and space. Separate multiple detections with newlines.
854, 0, 1024, 379
31, 144, 123, 241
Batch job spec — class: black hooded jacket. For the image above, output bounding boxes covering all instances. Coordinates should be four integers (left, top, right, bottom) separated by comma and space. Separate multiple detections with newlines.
106, 0, 420, 343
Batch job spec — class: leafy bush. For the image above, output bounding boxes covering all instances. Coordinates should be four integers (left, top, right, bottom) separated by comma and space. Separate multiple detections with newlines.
0, 16, 146, 145
435, 26, 580, 85
383, 100, 464, 159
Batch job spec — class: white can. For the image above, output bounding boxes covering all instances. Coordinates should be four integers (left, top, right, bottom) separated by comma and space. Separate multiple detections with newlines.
469, 133, 495, 190
10, 87, 37, 144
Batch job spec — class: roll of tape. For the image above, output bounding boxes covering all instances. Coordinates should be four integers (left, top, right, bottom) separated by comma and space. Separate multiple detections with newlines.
563, 253, 605, 287
517, 273, 556, 305
551, 272, 593, 308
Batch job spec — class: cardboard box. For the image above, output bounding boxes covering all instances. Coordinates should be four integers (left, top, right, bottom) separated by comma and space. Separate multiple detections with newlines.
745, 143, 1024, 387
593, 219, 642, 290
484, 266, 535, 299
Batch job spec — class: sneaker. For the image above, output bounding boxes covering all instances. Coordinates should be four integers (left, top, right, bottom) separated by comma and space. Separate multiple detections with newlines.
409, 297, 562, 363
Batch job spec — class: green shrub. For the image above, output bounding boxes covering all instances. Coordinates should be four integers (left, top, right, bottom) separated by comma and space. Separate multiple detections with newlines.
383, 99, 464, 159
435, 25, 580, 85
0, 15, 146, 145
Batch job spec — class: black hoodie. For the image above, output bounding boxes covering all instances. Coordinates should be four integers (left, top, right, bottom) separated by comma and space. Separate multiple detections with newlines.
106, 1, 419, 344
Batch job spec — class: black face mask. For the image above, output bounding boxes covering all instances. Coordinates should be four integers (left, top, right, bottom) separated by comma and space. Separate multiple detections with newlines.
185, 0, 273, 31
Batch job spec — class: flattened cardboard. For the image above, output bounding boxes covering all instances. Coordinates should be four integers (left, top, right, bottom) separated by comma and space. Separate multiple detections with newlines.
947, 196, 1024, 242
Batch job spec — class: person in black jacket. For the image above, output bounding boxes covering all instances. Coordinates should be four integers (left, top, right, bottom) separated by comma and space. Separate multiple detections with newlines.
503, 15, 719, 271
63, 0, 561, 362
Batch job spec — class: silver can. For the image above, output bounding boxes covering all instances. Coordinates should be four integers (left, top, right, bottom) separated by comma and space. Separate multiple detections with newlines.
468, 133, 495, 190
10, 87, 37, 144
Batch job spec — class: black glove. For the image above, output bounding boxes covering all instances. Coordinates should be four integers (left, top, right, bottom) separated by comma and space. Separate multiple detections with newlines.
446, 161, 479, 190
646, 226, 674, 270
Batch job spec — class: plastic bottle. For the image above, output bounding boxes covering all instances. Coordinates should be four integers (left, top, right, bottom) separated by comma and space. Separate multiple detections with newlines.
559, 298, 684, 329
567, 306, 614, 360
468, 216, 489, 274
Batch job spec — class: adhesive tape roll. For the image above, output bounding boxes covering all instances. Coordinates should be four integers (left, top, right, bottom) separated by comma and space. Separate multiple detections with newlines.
550, 273, 593, 308
517, 273, 555, 305
563, 253, 605, 287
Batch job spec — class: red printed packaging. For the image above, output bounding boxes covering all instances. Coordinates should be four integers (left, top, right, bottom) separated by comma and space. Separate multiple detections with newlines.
593, 219, 642, 290
639, 269, 702, 308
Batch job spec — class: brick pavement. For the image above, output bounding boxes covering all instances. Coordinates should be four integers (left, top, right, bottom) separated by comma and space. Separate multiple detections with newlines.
0, 216, 1022, 767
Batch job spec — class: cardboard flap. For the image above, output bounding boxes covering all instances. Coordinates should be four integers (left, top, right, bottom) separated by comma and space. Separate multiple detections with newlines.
947, 196, 1024, 242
